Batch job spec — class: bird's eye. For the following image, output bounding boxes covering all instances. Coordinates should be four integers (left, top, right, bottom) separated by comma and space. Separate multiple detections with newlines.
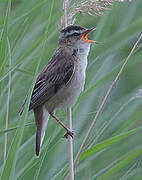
73, 32, 79, 36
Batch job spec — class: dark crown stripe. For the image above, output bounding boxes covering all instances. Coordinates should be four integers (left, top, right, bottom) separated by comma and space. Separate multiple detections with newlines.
61, 25, 86, 33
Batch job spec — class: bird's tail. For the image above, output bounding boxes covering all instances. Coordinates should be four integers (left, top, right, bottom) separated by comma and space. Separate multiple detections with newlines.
34, 105, 50, 157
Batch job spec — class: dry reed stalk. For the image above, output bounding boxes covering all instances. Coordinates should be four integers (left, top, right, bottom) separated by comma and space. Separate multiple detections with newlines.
62, 0, 74, 179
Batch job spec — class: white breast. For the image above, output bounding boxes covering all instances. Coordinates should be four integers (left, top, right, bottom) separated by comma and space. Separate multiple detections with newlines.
74, 41, 91, 83
75, 42, 91, 76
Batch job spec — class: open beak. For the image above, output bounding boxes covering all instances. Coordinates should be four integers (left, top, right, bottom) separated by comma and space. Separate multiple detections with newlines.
81, 27, 99, 44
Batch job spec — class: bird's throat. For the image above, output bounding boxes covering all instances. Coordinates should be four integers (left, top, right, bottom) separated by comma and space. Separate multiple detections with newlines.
73, 42, 91, 59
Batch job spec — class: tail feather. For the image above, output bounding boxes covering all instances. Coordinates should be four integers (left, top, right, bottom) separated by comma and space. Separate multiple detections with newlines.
34, 105, 50, 157
36, 130, 41, 157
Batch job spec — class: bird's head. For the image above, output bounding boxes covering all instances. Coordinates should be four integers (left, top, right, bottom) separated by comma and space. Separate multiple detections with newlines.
58, 25, 98, 47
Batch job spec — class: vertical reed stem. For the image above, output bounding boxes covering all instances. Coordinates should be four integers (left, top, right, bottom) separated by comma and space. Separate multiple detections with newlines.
67, 108, 74, 180
62, 0, 74, 179
4, 37, 11, 162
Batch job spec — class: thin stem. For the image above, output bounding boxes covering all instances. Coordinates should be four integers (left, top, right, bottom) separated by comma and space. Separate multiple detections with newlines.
62, 0, 74, 179
4, 37, 11, 162
63, 0, 68, 28
67, 108, 74, 180
74, 33, 142, 167
89, 96, 136, 147
0, 122, 35, 134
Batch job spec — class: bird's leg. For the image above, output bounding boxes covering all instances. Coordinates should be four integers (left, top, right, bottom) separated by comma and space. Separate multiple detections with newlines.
50, 112, 74, 138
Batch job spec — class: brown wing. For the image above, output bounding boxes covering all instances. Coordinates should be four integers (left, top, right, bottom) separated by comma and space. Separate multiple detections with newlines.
29, 48, 75, 110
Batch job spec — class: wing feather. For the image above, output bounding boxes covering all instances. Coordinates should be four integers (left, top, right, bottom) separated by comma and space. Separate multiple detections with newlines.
29, 48, 75, 110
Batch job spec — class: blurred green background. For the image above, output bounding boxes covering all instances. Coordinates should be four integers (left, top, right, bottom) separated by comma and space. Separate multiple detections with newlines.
0, 0, 142, 179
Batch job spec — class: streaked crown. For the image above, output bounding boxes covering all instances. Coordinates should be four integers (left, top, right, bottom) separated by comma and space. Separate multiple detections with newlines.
60, 25, 86, 37
58, 25, 87, 46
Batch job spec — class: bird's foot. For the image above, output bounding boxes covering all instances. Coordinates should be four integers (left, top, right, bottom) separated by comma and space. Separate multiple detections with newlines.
49, 113, 74, 138
64, 130, 74, 139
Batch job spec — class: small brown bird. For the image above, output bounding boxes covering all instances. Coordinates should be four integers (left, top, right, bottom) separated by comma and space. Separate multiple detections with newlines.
20, 25, 98, 156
